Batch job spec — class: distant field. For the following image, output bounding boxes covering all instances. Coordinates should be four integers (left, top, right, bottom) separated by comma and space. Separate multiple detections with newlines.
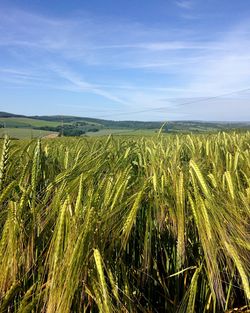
86, 128, 133, 136
0, 117, 65, 128
1, 115, 250, 136
0, 127, 156, 139
86, 128, 157, 136
0, 128, 57, 139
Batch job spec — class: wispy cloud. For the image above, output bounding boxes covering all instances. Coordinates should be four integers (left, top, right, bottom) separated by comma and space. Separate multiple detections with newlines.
1, 6, 250, 120
49, 65, 130, 106
175, 0, 193, 10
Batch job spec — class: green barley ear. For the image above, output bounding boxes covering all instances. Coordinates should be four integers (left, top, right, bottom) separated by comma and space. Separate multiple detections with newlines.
122, 186, 145, 249
189, 160, 210, 198
0, 135, 10, 191
0, 181, 17, 205
176, 171, 185, 269
31, 139, 41, 194
186, 266, 201, 313
31, 139, 42, 214
75, 173, 84, 217
93, 249, 111, 313
224, 242, 250, 300
224, 171, 235, 200
157, 121, 167, 138
64, 148, 69, 169
107, 268, 119, 302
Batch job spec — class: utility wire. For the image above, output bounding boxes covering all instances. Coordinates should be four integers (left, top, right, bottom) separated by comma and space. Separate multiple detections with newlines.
51, 87, 250, 120
95, 87, 250, 119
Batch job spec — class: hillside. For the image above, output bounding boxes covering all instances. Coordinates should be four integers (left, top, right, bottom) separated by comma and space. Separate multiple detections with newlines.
0, 111, 250, 139
0, 111, 26, 118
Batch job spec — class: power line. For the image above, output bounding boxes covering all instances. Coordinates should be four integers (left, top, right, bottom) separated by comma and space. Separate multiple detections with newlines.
52, 87, 250, 120
176, 87, 250, 107
95, 87, 250, 119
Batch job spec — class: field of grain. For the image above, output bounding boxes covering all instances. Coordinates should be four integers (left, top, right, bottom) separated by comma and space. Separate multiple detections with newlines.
0, 128, 58, 139
0, 133, 249, 312
0, 117, 64, 128
86, 128, 158, 136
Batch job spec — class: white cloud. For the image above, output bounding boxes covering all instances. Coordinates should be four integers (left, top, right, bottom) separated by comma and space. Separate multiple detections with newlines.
49, 65, 130, 106
1, 7, 250, 120
175, 0, 193, 10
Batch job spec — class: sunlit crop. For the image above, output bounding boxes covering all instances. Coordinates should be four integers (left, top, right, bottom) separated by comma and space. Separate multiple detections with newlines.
0, 132, 249, 312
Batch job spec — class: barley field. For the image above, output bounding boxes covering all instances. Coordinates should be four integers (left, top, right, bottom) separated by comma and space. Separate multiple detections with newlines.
0, 133, 249, 312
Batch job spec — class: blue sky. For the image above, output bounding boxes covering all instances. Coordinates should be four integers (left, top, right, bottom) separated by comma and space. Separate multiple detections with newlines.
1, 0, 250, 121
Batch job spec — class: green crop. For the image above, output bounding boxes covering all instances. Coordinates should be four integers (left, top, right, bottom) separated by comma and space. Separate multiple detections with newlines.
0, 132, 249, 312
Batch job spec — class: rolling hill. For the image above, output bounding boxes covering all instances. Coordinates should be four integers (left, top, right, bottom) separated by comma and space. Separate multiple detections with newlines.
1, 111, 250, 139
